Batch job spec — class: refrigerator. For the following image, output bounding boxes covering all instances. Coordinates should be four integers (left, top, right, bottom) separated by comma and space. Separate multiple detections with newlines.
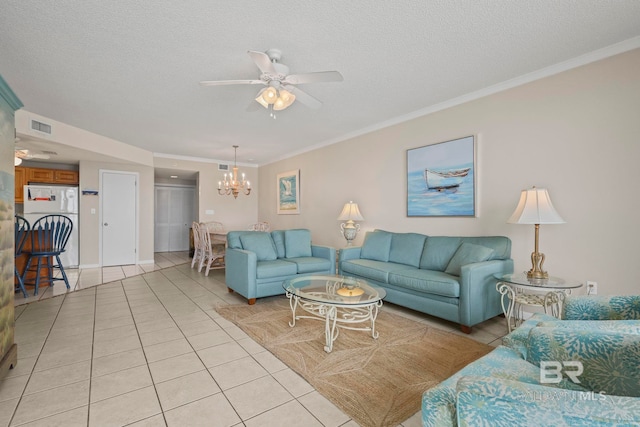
23, 185, 79, 268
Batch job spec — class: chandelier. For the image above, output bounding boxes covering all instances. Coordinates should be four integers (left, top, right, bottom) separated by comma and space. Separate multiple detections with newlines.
218, 145, 251, 198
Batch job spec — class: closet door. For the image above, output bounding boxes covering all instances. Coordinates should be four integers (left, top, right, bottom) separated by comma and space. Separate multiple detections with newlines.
154, 186, 195, 252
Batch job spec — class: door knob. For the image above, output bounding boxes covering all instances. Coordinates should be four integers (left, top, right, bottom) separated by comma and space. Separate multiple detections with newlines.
104, 222, 108, 226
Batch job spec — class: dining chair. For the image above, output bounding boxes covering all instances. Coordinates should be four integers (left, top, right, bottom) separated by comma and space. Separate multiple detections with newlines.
22, 214, 73, 295
14, 215, 30, 298
191, 221, 203, 269
198, 222, 225, 276
248, 221, 270, 232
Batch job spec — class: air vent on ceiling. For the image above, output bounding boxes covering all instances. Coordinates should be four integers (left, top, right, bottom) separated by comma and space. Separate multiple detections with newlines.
31, 119, 52, 134
218, 164, 229, 171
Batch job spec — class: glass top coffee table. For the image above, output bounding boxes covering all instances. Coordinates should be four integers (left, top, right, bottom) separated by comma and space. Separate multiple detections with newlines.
283, 275, 386, 353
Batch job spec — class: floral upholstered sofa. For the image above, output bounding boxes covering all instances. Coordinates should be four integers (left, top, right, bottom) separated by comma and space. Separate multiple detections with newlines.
421, 295, 640, 426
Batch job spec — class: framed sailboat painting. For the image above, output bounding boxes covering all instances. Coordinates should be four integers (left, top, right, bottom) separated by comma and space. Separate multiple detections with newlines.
407, 135, 476, 217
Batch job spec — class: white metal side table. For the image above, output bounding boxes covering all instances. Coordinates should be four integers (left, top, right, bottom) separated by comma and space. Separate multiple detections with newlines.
496, 273, 583, 332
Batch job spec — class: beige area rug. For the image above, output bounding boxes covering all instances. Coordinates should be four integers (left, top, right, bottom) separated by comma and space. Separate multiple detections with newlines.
216, 298, 492, 427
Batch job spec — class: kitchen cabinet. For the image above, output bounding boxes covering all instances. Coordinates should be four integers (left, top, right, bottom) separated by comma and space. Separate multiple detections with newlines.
14, 166, 27, 203
14, 167, 80, 202
53, 170, 79, 184
27, 167, 54, 183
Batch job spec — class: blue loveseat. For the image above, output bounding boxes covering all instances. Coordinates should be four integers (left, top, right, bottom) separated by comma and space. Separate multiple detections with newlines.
225, 229, 336, 304
422, 295, 640, 426
338, 230, 513, 332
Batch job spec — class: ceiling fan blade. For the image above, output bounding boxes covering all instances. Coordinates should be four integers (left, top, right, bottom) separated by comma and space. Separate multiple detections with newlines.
284, 71, 343, 85
248, 50, 276, 74
199, 79, 264, 86
284, 85, 322, 109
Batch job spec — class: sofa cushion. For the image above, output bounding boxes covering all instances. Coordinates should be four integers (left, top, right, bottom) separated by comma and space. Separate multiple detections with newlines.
525, 327, 640, 397
341, 259, 407, 283
389, 232, 427, 267
455, 376, 640, 427
388, 269, 460, 298
444, 242, 494, 276
239, 233, 278, 261
285, 229, 312, 258
461, 236, 511, 260
361, 230, 392, 262
255, 259, 298, 279
271, 230, 286, 258
285, 257, 333, 274
420, 236, 462, 271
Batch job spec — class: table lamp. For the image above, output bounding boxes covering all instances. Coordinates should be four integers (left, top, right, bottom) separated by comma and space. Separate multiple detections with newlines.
338, 201, 364, 246
508, 187, 565, 279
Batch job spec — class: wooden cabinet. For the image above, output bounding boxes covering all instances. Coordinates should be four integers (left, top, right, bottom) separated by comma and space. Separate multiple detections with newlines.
53, 170, 79, 184
27, 167, 54, 183
14, 166, 27, 203
14, 167, 80, 202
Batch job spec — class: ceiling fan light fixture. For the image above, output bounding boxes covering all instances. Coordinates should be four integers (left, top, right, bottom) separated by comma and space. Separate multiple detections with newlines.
263, 87, 278, 104
255, 89, 269, 108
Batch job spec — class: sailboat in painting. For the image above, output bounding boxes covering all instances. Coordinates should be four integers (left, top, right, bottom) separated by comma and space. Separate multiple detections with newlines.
424, 167, 470, 191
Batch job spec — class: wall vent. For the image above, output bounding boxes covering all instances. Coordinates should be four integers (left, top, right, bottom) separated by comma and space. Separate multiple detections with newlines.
31, 119, 52, 134
218, 164, 229, 171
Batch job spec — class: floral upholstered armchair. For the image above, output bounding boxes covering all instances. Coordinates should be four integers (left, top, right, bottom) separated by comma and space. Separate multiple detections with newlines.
422, 295, 640, 427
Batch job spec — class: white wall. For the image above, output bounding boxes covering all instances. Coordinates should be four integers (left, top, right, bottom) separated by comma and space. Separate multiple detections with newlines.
258, 48, 640, 296
153, 156, 258, 230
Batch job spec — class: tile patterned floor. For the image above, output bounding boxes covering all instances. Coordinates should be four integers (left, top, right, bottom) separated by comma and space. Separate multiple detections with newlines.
4, 255, 509, 427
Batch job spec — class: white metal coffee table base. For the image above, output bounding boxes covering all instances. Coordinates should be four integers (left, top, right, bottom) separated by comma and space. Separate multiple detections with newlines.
286, 291, 382, 353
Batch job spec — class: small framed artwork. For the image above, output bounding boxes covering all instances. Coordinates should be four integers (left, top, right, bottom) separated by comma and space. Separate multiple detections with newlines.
277, 169, 300, 214
407, 135, 476, 217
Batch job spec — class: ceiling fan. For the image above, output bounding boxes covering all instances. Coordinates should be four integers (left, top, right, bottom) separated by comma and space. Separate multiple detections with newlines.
14, 148, 51, 165
200, 49, 343, 113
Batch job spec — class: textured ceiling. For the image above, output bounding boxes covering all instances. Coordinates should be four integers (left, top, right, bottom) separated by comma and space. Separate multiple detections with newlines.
2, 1, 640, 166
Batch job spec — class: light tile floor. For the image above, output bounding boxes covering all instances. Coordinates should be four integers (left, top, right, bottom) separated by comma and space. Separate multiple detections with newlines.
5, 254, 509, 427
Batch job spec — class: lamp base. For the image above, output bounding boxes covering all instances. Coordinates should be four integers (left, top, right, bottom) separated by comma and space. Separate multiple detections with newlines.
340, 221, 360, 246
527, 251, 549, 279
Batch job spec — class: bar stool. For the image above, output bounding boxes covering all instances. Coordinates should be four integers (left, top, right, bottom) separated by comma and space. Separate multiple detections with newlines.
22, 214, 73, 295
14, 215, 30, 298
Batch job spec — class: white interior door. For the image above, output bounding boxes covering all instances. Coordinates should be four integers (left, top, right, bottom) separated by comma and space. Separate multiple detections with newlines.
102, 171, 137, 266
154, 185, 195, 252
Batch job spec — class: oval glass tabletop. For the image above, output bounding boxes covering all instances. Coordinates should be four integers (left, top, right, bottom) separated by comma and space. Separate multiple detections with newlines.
283, 275, 386, 305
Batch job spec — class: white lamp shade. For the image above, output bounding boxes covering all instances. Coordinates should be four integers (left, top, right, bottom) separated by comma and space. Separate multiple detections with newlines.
14, 156, 22, 166
508, 187, 565, 224
337, 201, 364, 221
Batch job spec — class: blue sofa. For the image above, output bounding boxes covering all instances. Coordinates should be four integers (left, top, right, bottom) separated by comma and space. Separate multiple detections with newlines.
422, 295, 640, 426
225, 229, 336, 304
338, 230, 513, 332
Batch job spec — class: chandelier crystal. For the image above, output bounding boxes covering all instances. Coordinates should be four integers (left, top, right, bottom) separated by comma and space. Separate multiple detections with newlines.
218, 145, 251, 198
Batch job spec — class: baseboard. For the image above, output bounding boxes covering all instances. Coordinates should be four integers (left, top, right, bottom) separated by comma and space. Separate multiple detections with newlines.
137, 259, 155, 265
79, 263, 100, 269
0, 344, 18, 381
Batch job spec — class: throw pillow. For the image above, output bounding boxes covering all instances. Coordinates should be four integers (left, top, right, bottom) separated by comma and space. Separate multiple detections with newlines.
444, 242, 494, 276
239, 233, 278, 261
284, 229, 312, 258
360, 230, 392, 262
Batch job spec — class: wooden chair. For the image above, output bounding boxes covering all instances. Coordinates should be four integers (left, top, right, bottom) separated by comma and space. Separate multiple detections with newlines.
198, 222, 225, 276
248, 221, 270, 232
191, 221, 204, 269
22, 214, 73, 295
14, 215, 30, 298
